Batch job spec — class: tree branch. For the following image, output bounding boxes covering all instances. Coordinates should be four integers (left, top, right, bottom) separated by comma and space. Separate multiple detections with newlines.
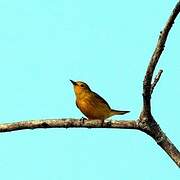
139, 1, 180, 168
142, 1, 180, 113
0, 119, 138, 133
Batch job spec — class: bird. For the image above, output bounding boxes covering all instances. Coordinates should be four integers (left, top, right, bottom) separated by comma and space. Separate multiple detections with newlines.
70, 80, 130, 121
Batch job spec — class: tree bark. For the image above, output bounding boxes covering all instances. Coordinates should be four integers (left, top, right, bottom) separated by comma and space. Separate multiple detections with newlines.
0, 119, 138, 132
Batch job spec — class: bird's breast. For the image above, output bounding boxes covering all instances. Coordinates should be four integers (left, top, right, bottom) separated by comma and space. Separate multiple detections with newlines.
76, 95, 111, 120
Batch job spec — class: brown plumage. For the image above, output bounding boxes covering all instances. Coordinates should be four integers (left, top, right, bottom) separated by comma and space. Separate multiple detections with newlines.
70, 80, 130, 120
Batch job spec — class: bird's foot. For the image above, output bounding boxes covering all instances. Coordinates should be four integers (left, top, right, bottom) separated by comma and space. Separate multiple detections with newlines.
101, 120, 105, 127
80, 117, 87, 125
106, 120, 112, 127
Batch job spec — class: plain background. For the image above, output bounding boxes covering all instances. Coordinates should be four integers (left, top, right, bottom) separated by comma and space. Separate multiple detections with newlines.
0, 0, 179, 179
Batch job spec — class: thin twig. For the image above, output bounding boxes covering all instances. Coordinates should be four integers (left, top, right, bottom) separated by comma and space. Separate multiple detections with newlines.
151, 69, 163, 94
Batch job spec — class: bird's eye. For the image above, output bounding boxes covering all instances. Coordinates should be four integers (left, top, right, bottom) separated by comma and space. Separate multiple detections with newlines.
80, 84, 84, 87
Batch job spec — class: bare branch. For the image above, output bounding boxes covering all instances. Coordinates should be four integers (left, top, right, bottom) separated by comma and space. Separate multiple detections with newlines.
0, 119, 138, 133
139, 1, 180, 167
138, 118, 180, 167
151, 69, 163, 94
0, 118, 179, 167
158, 134, 180, 167
143, 1, 180, 112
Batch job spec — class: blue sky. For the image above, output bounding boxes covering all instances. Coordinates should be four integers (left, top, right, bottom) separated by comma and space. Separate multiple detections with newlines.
0, 0, 180, 179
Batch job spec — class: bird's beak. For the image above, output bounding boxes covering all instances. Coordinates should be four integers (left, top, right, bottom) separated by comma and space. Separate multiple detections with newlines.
70, 80, 77, 86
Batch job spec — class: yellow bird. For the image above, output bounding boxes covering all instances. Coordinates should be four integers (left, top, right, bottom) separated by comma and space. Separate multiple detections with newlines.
70, 80, 130, 120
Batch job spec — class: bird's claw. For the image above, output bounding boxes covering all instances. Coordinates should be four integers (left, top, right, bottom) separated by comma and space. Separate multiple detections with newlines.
80, 117, 87, 125
101, 120, 105, 127
106, 120, 112, 127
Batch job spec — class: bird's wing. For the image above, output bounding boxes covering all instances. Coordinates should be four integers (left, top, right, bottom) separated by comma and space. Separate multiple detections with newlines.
93, 91, 111, 109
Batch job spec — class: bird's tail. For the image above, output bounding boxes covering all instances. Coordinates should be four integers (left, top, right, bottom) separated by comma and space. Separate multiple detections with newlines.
110, 109, 130, 116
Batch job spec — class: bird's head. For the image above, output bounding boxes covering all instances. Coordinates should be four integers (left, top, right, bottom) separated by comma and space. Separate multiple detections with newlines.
70, 80, 91, 96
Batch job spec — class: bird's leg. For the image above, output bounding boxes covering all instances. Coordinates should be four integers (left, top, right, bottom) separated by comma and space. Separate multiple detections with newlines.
106, 120, 112, 127
80, 117, 87, 125
101, 120, 105, 127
